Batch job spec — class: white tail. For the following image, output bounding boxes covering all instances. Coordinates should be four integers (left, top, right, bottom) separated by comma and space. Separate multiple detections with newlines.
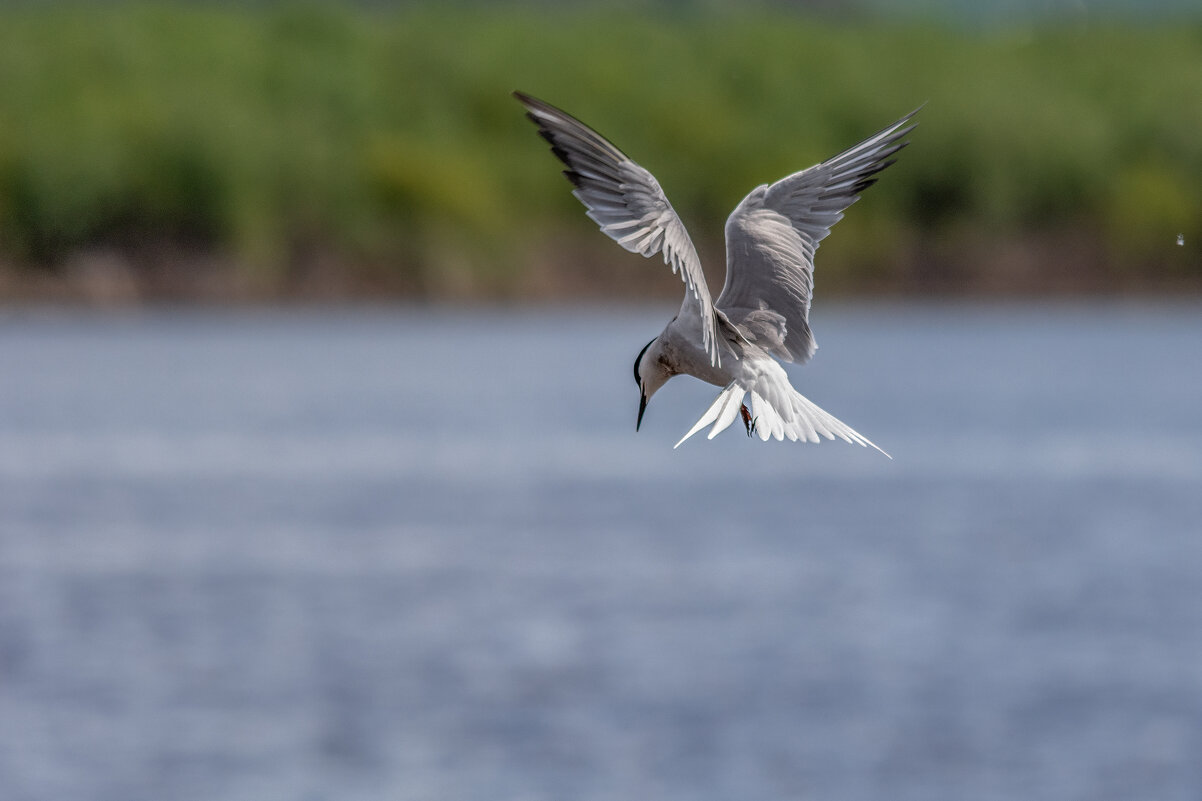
675, 381, 891, 458
674, 383, 746, 448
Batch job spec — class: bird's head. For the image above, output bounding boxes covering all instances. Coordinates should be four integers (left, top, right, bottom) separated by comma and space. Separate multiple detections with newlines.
633, 337, 671, 431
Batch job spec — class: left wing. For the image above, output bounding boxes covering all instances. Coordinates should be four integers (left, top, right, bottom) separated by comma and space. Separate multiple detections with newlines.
515, 91, 723, 366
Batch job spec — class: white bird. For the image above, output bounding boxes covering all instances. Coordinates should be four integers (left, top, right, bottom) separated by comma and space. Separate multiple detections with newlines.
515, 91, 917, 454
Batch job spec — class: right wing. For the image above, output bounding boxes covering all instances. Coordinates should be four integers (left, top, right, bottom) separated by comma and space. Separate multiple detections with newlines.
514, 91, 724, 366
718, 109, 919, 363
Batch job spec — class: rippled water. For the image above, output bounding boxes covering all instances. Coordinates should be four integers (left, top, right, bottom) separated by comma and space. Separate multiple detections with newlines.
2, 302, 1201, 801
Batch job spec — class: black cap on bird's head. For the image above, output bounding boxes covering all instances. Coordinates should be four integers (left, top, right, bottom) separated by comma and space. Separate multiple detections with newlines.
633, 338, 654, 431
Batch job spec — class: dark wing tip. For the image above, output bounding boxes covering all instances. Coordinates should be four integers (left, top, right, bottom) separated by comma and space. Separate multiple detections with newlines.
515, 91, 632, 195
896, 103, 926, 125
515, 91, 566, 127
853, 156, 899, 190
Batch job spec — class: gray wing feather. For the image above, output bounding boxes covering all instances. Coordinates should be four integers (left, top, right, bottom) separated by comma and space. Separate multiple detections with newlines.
515, 92, 723, 366
718, 108, 919, 363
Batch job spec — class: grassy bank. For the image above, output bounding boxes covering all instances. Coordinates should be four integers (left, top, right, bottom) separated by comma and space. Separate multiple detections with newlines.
1, 4, 1200, 301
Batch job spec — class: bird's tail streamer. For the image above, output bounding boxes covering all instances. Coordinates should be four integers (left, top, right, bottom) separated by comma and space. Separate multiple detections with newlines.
675, 382, 890, 458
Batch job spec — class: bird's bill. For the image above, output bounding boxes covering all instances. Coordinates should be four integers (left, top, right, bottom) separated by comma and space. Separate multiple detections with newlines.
636, 391, 648, 431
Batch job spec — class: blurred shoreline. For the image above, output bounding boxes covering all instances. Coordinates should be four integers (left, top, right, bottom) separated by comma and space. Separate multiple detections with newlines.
1, 5, 1199, 305
3, 229, 1198, 307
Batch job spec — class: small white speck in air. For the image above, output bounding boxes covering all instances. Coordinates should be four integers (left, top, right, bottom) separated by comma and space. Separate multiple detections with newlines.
1177, 233, 1185, 246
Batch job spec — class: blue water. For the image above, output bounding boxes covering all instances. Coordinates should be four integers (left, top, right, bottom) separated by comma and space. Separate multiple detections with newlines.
1, 302, 1201, 801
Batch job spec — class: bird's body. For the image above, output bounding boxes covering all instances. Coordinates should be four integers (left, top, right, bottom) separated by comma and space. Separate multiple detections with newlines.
515, 91, 917, 453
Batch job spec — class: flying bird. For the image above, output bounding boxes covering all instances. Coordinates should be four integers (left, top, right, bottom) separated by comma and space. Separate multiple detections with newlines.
515, 91, 916, 453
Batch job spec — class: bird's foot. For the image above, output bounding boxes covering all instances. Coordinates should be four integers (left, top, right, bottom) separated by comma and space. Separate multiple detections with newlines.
740, 404, 757, 437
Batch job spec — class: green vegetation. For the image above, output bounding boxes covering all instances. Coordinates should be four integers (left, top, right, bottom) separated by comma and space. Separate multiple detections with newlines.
0, 3, 1200, 298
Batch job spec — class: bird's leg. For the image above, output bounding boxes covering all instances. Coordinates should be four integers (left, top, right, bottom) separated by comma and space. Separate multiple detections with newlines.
740, 404, 757, 437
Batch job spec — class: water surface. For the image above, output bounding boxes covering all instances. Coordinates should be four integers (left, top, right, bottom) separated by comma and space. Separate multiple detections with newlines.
2, 302, 1200, 801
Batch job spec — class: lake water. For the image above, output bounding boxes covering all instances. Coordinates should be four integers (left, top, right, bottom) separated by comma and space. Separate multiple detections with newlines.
2, 302, 1201, 801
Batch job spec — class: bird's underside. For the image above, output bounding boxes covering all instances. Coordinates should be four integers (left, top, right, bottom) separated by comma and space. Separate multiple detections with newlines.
515, 90, 916, 455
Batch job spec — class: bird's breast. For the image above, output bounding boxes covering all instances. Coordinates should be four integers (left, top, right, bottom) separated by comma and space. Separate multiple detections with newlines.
660, 339, 732, 388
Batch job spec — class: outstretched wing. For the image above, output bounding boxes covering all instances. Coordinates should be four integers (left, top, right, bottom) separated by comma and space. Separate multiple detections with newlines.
718, 108, 919, 364
515, 91, 722, 366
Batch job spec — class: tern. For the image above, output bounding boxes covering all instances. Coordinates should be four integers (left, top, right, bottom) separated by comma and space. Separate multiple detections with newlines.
515, 91, 916, 453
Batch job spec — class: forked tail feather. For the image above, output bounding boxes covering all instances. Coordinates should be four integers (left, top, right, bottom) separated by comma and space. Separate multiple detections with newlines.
674, 382, 891, 457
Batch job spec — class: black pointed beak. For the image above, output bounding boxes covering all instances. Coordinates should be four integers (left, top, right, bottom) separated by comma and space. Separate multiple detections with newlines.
636, 391, 648, 432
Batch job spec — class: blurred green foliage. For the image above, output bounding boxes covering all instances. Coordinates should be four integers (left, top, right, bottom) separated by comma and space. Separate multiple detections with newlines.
0, 3, 1199, 295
